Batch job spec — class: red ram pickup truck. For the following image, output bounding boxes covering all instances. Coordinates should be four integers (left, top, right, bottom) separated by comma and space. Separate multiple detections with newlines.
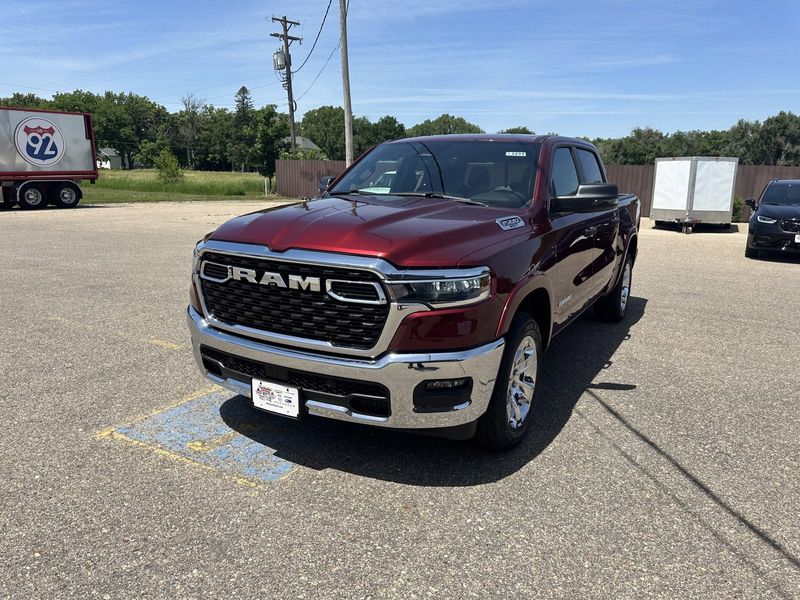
188, 135, 640, 449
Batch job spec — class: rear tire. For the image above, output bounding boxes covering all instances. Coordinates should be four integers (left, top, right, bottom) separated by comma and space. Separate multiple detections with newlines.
18, 185, 47, 210
476, 315, 542, 451
594, 255, 634, 322
53, 183, 81, 208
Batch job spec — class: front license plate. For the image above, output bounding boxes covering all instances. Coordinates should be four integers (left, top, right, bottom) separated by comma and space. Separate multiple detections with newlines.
251, 378, 300, 418
795, 234, 800, 243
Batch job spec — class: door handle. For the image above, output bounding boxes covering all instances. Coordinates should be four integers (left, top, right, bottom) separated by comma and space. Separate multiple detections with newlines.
583, 225, 598, 236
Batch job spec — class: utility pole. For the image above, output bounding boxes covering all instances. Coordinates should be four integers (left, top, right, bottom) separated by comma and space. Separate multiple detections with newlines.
271, 16, 301, 149
339, 0, 353, 166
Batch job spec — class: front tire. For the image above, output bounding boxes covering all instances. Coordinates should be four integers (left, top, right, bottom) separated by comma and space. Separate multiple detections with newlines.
476, 315, 542, 450
594, 255, 633, 322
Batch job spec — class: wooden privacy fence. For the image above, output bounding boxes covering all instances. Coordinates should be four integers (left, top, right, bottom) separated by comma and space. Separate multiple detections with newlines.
277, 159, 800, 218
276, 159, 346, 199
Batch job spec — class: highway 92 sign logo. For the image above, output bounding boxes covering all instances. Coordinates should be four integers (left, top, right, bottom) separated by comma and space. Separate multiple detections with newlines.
14, 117, 65, 167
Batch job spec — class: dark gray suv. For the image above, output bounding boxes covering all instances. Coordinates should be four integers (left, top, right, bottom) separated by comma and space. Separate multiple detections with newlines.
745, 179, 800, 258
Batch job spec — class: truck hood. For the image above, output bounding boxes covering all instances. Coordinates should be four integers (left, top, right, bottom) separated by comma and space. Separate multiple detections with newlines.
210, 195, 529, 267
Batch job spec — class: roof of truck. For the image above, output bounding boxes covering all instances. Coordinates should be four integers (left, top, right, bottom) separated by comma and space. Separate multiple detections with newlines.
387, 133, 550, 144
384, 133, 597, 147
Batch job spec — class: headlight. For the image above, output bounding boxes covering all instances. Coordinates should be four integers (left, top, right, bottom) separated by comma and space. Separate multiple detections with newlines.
757, 215, 777, 224
387, 268, 491, 308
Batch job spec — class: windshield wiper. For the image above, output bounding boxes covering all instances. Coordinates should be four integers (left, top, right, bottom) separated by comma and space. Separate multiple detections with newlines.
327, 188, 371, 196
391, 192, 488, 206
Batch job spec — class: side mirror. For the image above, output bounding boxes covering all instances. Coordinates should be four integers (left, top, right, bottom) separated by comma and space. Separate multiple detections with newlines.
744, 198, 757, 209
552, 183, 619, 213
319, 176, 335, 195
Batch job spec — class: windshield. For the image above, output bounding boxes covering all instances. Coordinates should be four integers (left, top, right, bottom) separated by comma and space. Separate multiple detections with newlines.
761, 182, 800, 205
330, 139, 541, 208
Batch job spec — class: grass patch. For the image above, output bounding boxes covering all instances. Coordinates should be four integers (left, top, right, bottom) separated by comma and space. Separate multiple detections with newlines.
82, 187, 289, 205
84, 168, 289, 204
95, 169, 268, 197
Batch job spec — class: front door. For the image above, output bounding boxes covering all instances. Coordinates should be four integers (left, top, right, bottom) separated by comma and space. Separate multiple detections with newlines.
573, 148, 619, 295
549, 147, 598, 327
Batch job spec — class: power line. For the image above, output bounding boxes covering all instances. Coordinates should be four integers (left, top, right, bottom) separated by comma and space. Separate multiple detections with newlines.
292, 0, 333, 74
295, 41, 340, 102
295, 0, 348, 104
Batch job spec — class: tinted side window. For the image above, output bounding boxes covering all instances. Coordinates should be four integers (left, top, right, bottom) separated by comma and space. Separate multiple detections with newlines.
551, 148, 579, 196
576, 149, 604, 184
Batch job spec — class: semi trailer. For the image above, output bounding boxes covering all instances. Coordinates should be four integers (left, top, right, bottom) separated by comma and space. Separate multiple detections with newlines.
1, 106, 98, 209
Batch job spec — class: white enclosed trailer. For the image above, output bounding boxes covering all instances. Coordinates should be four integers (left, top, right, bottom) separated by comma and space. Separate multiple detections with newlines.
651, 156, 738, 233
0, 106, 98, 209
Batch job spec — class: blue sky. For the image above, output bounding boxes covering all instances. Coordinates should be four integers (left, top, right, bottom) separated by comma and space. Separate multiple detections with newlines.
1, 0, 798, 137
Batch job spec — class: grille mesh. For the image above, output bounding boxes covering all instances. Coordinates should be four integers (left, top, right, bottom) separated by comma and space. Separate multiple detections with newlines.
199, 252, 389, 349
779, 220, 800, 233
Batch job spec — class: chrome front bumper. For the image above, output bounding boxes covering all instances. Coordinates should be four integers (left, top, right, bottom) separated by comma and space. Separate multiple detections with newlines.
187, 306, 504, 429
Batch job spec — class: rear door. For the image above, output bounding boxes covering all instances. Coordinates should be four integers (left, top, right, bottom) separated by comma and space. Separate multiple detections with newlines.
574, 147, 619, 295
549, 146, 600, 326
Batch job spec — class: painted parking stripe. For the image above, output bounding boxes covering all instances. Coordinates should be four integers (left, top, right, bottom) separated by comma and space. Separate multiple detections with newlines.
99, 388, 296, 486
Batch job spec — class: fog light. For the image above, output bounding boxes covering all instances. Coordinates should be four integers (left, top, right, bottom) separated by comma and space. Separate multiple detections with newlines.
414, 378, 474, 413
425, 378, 469, 390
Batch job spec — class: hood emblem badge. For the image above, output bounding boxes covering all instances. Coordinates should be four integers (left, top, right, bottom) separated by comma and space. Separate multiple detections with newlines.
496, 216, 525, 231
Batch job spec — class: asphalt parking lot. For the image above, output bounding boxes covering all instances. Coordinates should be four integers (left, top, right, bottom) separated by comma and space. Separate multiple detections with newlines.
1, 202, 798, 599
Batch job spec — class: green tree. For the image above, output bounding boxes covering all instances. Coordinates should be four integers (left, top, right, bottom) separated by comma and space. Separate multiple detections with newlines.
195, 106, 234, 171
229, 86, 256, 171
499, 126, 534, 134
407, 114, 483, 136
178, 93, 205, 168
252, 104, 290, 177
724, 119, 763, 164
301, 105, 346, 160
353, 115, 406, 155
280, 147, 325, 160
0, 92, 49, 108
153, 148, 183, 183
759, 111, 800, 165
133, 138, 170, 167
593, 127, 668, 165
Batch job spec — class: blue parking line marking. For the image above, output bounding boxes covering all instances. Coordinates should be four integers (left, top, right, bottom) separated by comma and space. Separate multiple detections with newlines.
114, 389, 296, 484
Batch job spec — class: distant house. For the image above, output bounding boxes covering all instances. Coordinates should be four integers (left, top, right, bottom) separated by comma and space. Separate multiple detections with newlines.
97, 147, 123, 170
282, 136, 327, 158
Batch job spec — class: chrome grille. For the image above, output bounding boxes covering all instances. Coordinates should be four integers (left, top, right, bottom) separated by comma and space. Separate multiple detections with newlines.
198, 251, 389, 350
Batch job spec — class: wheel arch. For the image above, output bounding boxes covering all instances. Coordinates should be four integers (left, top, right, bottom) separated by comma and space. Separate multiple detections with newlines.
497, 277, 553, 351
627, 233, 639, 265
16, 180, 46, 204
